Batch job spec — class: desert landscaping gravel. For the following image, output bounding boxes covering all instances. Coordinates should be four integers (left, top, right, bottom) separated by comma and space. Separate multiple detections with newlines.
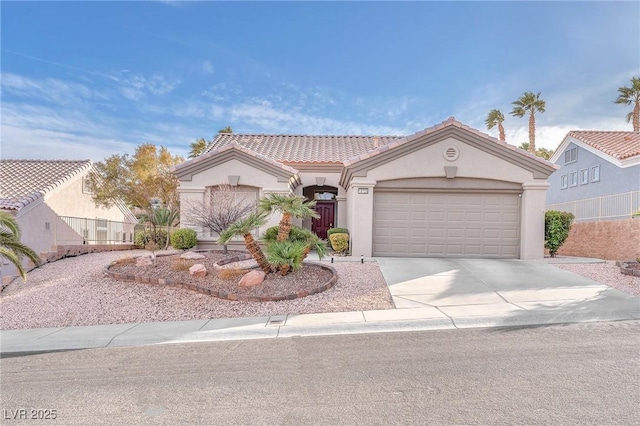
1, 250, 638, 330
0, 250, 393, 330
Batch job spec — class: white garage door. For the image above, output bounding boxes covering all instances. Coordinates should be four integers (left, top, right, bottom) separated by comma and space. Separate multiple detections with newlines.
373, 191, 520, 258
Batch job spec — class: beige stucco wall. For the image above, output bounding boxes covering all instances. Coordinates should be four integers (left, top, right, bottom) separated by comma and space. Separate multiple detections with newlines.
2, 173, 135, 282
177, 158, 293, 247
45, 172, 129, 222
346, 137, 550, 259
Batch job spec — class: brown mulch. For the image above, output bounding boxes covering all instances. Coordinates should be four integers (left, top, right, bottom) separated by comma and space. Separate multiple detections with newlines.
108, 251, 334, 300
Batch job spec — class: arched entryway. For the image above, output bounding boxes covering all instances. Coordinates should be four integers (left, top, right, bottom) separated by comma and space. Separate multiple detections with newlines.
303, 185, 338, 239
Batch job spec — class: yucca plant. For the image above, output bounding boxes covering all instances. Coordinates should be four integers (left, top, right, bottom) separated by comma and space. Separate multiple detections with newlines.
266, 240, 307, 276
218, 212, 271, 273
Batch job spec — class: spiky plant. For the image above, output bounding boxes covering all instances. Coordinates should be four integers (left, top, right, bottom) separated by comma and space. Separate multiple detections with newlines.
261, 225, 328, 260
218, 212, 271, 273
266, 240, 307, 276
0, 211, 40, 282
614, 76, 640, 131
485, 109, 506, 141
511, 91, 546, 153
259, 194, 319, 242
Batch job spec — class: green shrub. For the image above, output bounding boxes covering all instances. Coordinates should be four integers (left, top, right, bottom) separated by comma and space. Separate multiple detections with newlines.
262, 225, 329, 260
544, 210, 574, 257
134, 229, 168, 249
170, 228, 198, 250
266, 240, 307, 275
329, 233, 349, 254
327, 227, 349, 237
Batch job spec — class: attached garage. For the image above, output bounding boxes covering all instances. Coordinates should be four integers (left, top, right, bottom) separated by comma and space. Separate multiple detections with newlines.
373, 190, 521, 258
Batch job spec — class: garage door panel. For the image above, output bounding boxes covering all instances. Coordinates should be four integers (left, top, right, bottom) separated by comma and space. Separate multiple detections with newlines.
374, 191, 520, 258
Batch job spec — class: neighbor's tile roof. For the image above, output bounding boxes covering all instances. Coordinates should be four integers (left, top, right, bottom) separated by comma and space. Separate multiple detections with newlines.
568, 131, 640, 160
206, 134, 405, 163
0, 160, 92, 210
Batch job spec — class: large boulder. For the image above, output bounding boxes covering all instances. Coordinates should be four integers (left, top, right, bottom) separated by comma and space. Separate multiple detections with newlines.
180, 251, 205, 260
189, 263, 207, 278
136, 255, 153, 267
238, 270, 265, 287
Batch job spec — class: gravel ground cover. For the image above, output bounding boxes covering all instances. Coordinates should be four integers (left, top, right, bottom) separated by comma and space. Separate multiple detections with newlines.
550, 261, 640, 296
1, 251, 638, 331
0, 250, 393, 330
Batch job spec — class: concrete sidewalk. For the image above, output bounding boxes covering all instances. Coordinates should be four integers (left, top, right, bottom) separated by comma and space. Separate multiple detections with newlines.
2, 257, 639, 355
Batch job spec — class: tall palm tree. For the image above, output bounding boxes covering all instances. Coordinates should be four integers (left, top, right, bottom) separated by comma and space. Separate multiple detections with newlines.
511, 91, 546, 153
188, 138, 208, 159
0, 211, 40, 282
614, 77, 640, 131
485, 109, 506, 141
259, 194, 319, 242
218, 212, 271, 273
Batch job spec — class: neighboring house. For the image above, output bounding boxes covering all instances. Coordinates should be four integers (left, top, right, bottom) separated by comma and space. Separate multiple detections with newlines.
546, 131, 640, 259
0, 160, 138, 283
173, 117, 557, 260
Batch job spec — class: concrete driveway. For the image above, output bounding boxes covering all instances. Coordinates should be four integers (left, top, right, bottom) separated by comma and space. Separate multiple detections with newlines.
375, 257, 640, 325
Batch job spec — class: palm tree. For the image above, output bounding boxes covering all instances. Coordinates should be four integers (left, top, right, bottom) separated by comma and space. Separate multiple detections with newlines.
259, 194, 319, 242
218, 212, 271, 273
511, 91, 546, 153
485, 109, 506, 141
188, 138, 208, 159
0, 211, 40, 281
614, 77, 640, 131
266, 240, 307, 276
262, 225, 328, 260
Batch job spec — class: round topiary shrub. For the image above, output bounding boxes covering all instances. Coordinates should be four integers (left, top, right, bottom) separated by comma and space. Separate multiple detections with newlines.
170, 228, 198, 250
329, 233, 349, 254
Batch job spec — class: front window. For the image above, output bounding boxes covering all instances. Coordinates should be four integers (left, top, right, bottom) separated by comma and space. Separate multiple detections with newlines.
560, 175, 568, 189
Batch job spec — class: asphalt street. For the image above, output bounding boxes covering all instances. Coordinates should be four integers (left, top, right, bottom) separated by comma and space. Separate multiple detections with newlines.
1, 321, 639, 425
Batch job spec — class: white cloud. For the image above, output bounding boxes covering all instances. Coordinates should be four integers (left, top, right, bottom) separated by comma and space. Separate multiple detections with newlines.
1, 73, 106, 106
202, 60, 215, 75
115, 72, 181, 100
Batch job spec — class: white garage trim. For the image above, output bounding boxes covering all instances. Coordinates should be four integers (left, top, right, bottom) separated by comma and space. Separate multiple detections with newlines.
373, 190, 521, 258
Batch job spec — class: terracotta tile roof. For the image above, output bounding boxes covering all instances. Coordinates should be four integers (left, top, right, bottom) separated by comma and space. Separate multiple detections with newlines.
206, 134, 405, 164
567, 131, 640, 160
343, 117, 554, 168
0, 160, 92, 210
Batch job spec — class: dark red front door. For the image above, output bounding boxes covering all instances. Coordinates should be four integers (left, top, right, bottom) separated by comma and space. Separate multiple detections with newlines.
312, 202, 335, 240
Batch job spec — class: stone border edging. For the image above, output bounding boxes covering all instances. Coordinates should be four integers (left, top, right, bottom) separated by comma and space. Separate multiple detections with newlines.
616, 261, 640, 277
105, 257, 338, 302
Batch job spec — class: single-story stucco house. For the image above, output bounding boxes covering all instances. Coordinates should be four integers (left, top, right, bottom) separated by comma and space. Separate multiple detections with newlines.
172, 117, 558, 259
0, 160, 138, 283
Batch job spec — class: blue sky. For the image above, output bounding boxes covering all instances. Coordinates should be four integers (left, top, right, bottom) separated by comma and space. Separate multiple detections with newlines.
1, 1, 639, 161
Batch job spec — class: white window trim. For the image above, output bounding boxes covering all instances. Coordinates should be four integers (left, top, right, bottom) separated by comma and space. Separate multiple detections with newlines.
591, 164, 600, 182
579, 169, 589, 185
560, 174, 568, 189
569, 172, 578, 187
564, 147, 577, 164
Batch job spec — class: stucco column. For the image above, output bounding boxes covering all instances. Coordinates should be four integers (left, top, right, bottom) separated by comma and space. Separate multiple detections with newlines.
520, 182, 550, 260
336, 196, 347, 229
347, 181, 376, 258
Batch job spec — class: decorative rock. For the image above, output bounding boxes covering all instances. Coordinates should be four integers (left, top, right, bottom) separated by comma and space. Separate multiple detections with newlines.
189, 264, 207, 278
136, 256, 153, 267
180, 251, 205, 260
238, 270, 265, 287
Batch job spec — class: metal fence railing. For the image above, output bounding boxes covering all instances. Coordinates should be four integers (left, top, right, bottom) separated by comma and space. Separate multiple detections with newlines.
55, 216, 137, 245
547, 191, 640, 222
